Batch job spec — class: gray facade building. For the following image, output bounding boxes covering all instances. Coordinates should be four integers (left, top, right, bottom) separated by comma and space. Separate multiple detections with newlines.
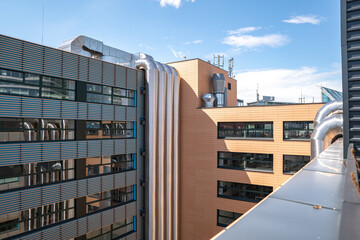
0, 34, 145, 240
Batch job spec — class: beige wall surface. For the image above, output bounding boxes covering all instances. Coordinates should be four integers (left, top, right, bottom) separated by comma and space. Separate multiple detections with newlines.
169, 59, 323, 240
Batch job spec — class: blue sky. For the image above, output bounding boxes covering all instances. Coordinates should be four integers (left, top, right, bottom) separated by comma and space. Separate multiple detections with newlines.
0, 0, 341, 103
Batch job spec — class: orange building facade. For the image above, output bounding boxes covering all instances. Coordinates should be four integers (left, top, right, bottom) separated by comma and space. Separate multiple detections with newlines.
168, 59, 324, 240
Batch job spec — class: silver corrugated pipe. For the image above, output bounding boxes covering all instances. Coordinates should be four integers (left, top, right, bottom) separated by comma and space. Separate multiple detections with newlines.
163, 64, 174, 240
314, 100, 343, 127
155, 61, 167, 240
40, 119, 46, 141
135, 58, 159, 240
170, 66, 180, 240
311, 115, 343, 159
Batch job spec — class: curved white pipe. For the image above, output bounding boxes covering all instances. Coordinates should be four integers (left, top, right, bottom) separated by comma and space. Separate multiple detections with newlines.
154, 61, 166, 240
311, 115, 343, 159
170, 66, 180, 240
163, 64, 174, 240
135, 58, 159, 240
314, 100, 343, 127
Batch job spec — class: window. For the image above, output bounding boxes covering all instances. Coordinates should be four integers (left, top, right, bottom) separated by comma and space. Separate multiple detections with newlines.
218, 122, 273, 139
217, 209, 242, 227
228, 83, 231, 90
86, 154, 136, 177
86, 216, 136, 240
283, 155, 310, 174
0, 159, 75, 192
217, 181, 273, 202
0, 219, 19, 234
0, 69, 75, 100
283, 121, 313, 140
86, 121, 135, 139
0, 118, 75, 142
87, 83, 136, 106
218, 152, 273, 172
87, 185, 136, 213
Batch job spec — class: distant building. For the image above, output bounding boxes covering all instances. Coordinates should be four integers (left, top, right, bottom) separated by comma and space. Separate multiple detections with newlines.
321, 86, 342, 103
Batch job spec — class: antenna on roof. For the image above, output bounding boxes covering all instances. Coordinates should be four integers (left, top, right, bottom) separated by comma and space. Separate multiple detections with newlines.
228, 58, 234, 78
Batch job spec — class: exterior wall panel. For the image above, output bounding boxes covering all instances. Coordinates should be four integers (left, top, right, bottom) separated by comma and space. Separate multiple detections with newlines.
44, 47, 62, 77
62, 52, 79, 80
0, 35, 23, 70
22, 42, 43, 74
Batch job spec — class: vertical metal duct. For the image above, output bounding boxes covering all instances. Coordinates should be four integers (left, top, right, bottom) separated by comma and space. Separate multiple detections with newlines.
135, 58, 159, 240
163, 64, 174, 240
202, 94, 216, 108
311, 100, 343, 159
170, 66, 180, 240
212, 73, 226, 107
314, 100, 343, 127
154, 61, 167, 240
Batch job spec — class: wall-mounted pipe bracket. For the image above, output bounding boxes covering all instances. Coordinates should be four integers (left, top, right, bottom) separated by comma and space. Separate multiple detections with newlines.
140, 117, 146, 126
140, 148, 146, 157
141, 86, 146, 95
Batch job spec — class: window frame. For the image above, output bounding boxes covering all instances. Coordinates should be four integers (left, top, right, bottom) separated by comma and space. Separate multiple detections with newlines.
283, 121, 314, 141
283, 154, 311, 175
217, 151, 273, 172
218, 122, 274, 140
217, 209, 242, 227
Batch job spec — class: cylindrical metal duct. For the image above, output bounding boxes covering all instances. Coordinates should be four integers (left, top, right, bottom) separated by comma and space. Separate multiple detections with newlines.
314, 100, 343, 127
212, 73, 226, 107
170, 66, 180, 240
311, 115, 343, 159
154, 61, 167, 240
163, 64, 174, 240
23, 122, 34, 142
135, 58, 159, 240
202, 93, 216, 108
40, 119, 46, 141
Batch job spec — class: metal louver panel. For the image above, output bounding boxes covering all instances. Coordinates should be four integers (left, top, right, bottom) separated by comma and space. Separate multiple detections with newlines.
62, 52, 79, 80
77, 141, 87, 159
88, 103, 101, 120
127, 68, 137, 90
22, 97, 42, 118
79, 56, 88, 82
101, 208, 114, 227
42, 184, 61, 205
102, 175, 114, 192
114, 139, 126, 154
114, 173, 126, 189
42, 225, 60, 240
61, 141, 77, 160
126, 107, 136, 121
42, 142, 61, 162
60, 181, 77, 201
0, 192, 20, 215
114, 106, 126, 121
87, 140, 101, 158
114, 205, 126, 222
88, 211, 101, 232
61, 100, 77, 119
20, 188, 41, 210
0, 95, 21, 117
115, 65, 126, 88
78, 102, 88, 120
89, 58, 102, 84
61, 221, 77, 240
19, 231, 41, 240
103, 62, 115, 86
77, 217, 88, 236
23, 42, 43, 74
126, 139, 136, 153
126, 201, 136, 217
44, 47, 62, 77
87, 177, 101, 195
102, 104, 114, 120
0, 35, 23, 70
0, 144, 20, 166
102, 139, 113, 156
42, 99, 61, 119
21, 143, 42, 164
77, 179, 88, 197
126, 170, 136, 185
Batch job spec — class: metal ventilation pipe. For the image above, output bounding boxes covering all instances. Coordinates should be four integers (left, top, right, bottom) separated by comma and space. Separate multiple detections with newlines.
202, 93, 216, 108
311, 115, 343, 159
212, 73, 226, 107
170, 66, 180, 240
314, 100, 343, 127
135, 58, 159, 240
154, 61, 166, 240
163, 64, 174, 240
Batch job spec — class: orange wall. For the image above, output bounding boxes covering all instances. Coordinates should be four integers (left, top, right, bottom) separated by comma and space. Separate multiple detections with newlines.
168, 59, 323, 240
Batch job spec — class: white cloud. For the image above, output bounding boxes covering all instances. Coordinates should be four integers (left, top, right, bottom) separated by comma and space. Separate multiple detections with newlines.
283, 15, 321, 25
183, 39, 203, 45
170, 48, 186, 58
223, 34, 289, 48
235, 65, 342, 104
228, 27, 261, 35
160, 0, 194, 8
